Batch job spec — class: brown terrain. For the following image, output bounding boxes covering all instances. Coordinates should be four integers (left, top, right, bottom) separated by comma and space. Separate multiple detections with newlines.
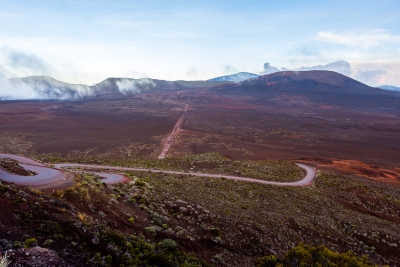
1, 71, 400, 266
1, 71, 399, 169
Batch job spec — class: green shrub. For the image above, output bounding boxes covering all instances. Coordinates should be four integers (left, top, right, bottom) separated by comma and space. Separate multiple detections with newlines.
161, 239, 177, 251
144, 226, 157, 236
210, 227, 221, 237
135, 179, 146, 187
257, 255, 280, 267
257, 243, 383, 267
105, 254, 113, 264
102, 230, 126, 246
24, 238, 37, 248
42, 239, 54, 247
13, 241, 24, 248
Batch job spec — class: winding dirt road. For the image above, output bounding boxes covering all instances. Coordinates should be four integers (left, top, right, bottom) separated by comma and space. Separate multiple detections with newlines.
0, 154, 316, 188
158, 104, 189, 159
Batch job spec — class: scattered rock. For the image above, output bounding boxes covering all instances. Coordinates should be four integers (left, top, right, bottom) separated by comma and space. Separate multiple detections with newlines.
7, 246, 73, 267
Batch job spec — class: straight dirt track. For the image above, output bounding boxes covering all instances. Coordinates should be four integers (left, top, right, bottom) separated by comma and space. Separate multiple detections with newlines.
158, 104, 189, 159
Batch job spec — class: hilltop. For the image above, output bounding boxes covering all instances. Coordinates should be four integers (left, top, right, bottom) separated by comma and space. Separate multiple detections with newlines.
208, 70, 400, 111
207, 72, 259, 82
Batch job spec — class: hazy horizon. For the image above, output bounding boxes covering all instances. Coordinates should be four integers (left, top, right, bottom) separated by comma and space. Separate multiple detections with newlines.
1, 0, 399, 87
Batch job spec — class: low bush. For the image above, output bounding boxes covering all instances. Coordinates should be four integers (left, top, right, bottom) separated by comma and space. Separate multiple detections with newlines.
257, 243, 386, 267
24, 238, 37, 248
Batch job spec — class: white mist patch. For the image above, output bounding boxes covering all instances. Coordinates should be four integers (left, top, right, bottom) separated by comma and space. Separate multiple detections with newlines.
0, 78, 41, 100
0, 76, 94, 100
116, 78, 155, 94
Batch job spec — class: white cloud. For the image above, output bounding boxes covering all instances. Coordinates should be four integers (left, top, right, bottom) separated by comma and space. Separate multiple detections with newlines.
296, 60, 352, 76
315, 29, 400, 48
260, 63, 281, 75
116, 78, 155, 94
354, 69, 387, 86
186, 68, 198, 77
0, 46, 54, 78
0, 78, 40, 100
223, 64, 237, 74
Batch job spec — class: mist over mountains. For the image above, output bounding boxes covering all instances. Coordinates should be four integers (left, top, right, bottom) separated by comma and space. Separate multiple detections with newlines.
208, 60, 397, 91
0, 76, 222, 100
208, 72, 259, 82
0, 63, 399, 100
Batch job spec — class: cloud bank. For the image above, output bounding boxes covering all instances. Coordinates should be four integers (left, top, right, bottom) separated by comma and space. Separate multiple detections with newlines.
315, 29, 400, 48
0, 76, 94, 100
258, 60, 391, 86
354, 69, 387, 85
260, 61, 351, 76
0, 78, 41, 100
0, 46, 54, 78
295, 61, 352, 76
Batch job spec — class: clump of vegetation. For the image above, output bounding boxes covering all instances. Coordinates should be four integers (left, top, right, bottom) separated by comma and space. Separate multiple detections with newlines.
257, 243, 386, 267
42, 239, 54, 247
135, 178, 146, 186
144, 226, 157, 236
96, 230, 208, 266
210, 228, 221, 237
24, 238, 37, 248
2, 152, 400, 266
161, 239, 177, 251
71, 152, 303, 183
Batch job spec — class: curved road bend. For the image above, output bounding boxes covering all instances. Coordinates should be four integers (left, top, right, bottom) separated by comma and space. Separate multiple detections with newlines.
0, 154, 127, 186
158, 104, 189, 159
1, 154, 316, 187
55, 163, 315, 186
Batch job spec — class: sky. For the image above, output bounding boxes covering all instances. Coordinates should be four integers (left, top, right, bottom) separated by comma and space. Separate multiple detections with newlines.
0, 0, 399, 86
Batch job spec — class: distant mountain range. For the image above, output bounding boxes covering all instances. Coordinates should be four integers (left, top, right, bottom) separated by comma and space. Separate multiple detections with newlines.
3, 76, 223, 100
2, 72, 400, 104
377, 85, 400, 92
207, 60, 352, 82
207, 72, 259, 82
208, 70, 400, 112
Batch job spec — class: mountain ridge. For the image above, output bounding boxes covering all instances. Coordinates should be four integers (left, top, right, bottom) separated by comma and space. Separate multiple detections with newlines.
378, 85, 400, 91
4, 76, 225, 100
4, 71, 400, 103
208, 70, 400, 111
207, 72, 259, 82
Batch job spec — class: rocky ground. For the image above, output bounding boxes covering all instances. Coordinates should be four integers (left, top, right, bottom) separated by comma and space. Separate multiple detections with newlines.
1, 244, 73, 267
0, 153, 399, 266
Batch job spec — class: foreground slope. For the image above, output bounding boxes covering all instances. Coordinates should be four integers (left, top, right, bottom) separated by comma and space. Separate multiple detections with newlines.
0, 153, 399, 266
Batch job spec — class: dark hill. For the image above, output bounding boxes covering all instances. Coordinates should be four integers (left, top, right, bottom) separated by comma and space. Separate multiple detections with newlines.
209, 70, 400, 112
